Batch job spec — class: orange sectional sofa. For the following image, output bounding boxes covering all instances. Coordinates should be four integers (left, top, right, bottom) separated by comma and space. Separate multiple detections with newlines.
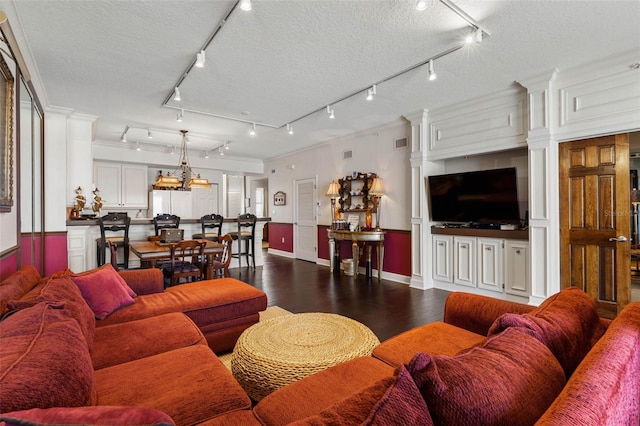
1, 264, 639, 425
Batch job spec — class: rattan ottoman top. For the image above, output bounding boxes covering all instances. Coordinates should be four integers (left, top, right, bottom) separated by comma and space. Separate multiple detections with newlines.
231, 312, 380, 401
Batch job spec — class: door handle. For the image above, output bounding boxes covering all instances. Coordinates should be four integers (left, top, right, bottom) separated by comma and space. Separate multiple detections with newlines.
608, 236, 628, 242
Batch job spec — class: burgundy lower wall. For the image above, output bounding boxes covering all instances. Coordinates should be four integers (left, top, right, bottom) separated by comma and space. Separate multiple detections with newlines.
0, 251, 19, 281
0, 233, 68, 281
43, 233, 68, 275
268, 222, 294, 252
317, 225, 411, 278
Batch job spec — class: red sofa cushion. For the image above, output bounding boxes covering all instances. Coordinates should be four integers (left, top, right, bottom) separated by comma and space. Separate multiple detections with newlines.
0, 406, 174, 426
488, 287, 607, 377
0, 265, 41, 316
9, 275, 96, 348
71, 264, 136, 320
408, 327, 566, 426
290, 365, 433, 426
0, 302, 97, 412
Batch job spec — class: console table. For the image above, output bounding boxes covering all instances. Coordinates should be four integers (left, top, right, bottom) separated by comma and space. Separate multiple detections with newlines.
327, 229, 385, 281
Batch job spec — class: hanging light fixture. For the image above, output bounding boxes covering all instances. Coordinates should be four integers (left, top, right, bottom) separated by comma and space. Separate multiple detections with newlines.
153, 130, 211, 190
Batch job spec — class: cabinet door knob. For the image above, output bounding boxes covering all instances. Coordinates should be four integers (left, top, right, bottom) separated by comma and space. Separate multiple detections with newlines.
485, 247, 492, 251
515, 249, 521, 254
437, 242, 444, 246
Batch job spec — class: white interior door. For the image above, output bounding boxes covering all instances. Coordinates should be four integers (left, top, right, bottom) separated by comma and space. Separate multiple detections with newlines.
295, 177, 317, 262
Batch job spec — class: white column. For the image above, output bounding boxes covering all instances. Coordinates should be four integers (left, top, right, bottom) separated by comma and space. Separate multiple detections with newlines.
518, 70, 560, 305
44, 107, 71, 232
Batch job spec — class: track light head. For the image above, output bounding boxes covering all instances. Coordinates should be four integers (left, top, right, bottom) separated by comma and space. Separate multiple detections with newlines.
287, 123, 294, 135
326, 105, 335, 119
366, 84, 377, 101
204, 150, 209, 159
224, 141, 230, 150
474, 28, 483, 43
239, 0, 252, 11
121, 134, 127, 143
249, 122, 256, 136
147, 129, 153, 139
135, 142, 141, 151
416, 0, 428, 11
176, 109, 184, 122
428, 60, 436, 81
173, 87, 181, 102
219, 147, 225, 156
195, 50, 205, 68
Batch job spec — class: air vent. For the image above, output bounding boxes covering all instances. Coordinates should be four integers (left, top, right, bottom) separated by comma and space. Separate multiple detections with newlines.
394, 138, 408, 150
343, 150, 353, 159
271, 169, 276, 173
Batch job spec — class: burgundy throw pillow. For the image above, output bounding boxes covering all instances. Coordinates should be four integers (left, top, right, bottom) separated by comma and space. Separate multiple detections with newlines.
290, 365, 433, 426
488, 287, 607, 377
0, 302, 97, 412
0, 406, 175, 426
8, 275, 96, 348
71, 264, 136, 320
408, 327, 566, 426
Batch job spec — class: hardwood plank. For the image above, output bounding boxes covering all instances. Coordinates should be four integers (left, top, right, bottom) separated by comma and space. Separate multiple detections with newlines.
227, 251, 450, 342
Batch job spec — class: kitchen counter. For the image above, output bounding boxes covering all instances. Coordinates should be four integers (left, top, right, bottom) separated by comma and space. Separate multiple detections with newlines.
66, 217, 271, 226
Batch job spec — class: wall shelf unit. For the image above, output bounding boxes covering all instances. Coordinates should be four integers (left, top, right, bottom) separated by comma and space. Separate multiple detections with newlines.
338, 172, 377, 214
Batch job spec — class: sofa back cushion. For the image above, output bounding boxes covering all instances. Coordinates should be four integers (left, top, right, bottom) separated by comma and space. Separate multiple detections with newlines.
0, 302, 97, 412
408, 327, 566, 426
290, 365, 433, 426
488, 287, 607, 377
0, 265, 41, 317
9, 275, 96, 348
0, 406, 175, 426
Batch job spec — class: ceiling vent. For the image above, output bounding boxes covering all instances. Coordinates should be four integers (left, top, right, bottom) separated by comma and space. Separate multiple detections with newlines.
394, 138, 408, 150
343, 150, 353, 159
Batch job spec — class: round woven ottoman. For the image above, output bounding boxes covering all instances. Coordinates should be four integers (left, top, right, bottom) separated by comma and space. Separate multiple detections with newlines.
231, 312, 380, 401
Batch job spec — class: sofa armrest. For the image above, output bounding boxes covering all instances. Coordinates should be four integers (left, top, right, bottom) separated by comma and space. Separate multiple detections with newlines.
118, 269, 164, 295
443, 292, 534, 336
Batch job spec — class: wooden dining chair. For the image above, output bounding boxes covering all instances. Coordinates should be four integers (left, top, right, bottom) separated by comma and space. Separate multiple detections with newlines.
96, 213, 131, 268
162, 240, 206, 288
210, 234, 233, 278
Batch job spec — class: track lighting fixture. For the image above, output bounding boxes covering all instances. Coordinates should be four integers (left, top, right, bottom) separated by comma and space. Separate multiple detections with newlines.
249, 122, 256, 136
239, 0, 252, 11
173, 87, 181, 102
326, 105, 335, 119
287, 123, 294, 135
224, 141, 230, 150
219, 147, 225, 156
428, 60, 436, 81
195, 50, 205, 68
121, 134, 127, 143
416, 0, 428, 11
147, 129, 153, 139
474, 28, 483, 43
204, 150, 209, 158
135, 142, 141, 151
366, 84, 377, 101
176, 109, 184, 122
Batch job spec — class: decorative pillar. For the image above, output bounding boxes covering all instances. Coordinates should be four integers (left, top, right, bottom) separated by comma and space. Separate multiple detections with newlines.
518, 69, 560, 305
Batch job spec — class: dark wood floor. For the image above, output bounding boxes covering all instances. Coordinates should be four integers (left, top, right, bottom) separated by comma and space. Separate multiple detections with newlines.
226, 250, 450, 342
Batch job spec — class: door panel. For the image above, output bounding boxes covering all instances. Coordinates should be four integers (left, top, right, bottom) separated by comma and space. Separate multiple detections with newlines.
295, 178, 317, 262
559, 134, 630, 319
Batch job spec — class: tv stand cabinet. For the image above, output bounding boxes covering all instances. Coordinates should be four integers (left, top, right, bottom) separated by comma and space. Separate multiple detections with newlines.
431, 226, 529, 299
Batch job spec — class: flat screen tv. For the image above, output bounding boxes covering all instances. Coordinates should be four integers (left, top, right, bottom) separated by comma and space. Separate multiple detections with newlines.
427, 167, 521, 225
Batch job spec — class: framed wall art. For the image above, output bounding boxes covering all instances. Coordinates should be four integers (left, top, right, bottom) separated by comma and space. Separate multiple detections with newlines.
0, 52, 14, 213
274, 191, 286, 206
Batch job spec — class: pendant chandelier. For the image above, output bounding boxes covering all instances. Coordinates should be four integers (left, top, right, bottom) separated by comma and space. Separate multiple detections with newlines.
153, 129, 211, 190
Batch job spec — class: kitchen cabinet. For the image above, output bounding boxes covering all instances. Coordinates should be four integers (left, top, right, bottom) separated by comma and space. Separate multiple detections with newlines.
94, 162, 148, 209
149, 190, 192, 218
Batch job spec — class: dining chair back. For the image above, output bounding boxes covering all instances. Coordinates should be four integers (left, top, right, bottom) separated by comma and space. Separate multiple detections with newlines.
97, 213, 131, 268
210, 234, 233, 278
153, 213, 180, 235
163, 240, 206, 287
193, 214, 224, 242
229, 213, 257, 269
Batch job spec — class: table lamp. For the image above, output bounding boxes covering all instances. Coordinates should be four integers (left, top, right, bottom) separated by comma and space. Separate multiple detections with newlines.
631, 188, 640, 246
326, 181, 341, 225
370, 178, 385, 230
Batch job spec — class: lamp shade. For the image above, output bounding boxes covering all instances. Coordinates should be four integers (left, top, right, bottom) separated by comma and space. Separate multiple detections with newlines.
632, 189, 640, 204
370, 178, 385, 195
326, 181, 340, 197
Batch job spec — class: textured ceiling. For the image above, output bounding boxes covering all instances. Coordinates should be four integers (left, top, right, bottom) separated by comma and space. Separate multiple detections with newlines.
5, 0, 640, 161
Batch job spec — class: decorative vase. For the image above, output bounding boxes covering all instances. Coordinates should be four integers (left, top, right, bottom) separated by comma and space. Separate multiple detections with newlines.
365, 208, 373, 229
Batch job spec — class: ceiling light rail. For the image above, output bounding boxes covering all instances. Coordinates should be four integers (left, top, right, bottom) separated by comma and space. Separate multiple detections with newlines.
119, 125, 231, 157
161, 0, 489, 135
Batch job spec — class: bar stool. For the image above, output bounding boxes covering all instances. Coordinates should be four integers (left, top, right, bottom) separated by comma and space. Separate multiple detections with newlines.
96, 213, 131, 268
229, 213, 257, 269
192, 214, 223, 242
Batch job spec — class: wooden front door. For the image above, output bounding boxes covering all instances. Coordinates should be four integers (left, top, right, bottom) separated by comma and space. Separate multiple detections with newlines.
559, 134, 631, 319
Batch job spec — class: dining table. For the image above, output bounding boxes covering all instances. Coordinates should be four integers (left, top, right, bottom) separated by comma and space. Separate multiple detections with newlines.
129, 239, 224, 280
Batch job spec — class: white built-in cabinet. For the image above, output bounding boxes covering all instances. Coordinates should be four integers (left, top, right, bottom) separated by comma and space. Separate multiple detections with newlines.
432, 235, 453, 283
148, 188, 218, 219
432, 231, 529, 297
94, 162, 148, 209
